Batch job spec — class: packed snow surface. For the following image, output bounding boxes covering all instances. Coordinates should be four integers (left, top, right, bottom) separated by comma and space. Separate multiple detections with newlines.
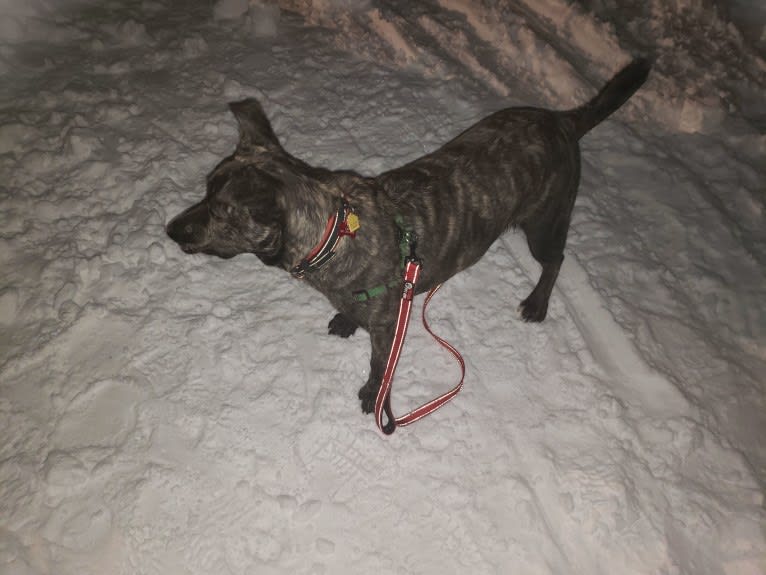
1, 1, 764, 574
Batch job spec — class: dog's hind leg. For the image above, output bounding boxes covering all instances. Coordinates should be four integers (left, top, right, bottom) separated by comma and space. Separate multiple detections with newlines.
518, 205, 573, 322
518, 254, 562, 322
328, 312, 358, 338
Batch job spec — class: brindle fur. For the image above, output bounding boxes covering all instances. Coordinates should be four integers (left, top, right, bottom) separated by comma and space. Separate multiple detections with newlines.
167, 59, 651, 413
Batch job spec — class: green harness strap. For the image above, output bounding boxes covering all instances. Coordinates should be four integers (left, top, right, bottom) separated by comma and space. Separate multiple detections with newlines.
352, 215, 415, 303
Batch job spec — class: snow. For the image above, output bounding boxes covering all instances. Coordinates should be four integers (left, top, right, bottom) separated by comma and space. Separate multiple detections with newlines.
1, 0, 764, 574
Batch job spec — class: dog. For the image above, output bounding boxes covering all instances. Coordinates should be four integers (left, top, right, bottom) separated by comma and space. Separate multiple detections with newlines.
166, 58, 651, 414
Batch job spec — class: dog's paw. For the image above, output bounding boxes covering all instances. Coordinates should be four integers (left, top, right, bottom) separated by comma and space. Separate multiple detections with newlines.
518, 296, 548, 323
358, 382, 379, 414
328, 313, 358, 338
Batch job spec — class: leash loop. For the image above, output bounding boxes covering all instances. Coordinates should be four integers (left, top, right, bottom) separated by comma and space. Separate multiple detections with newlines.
374, 258, 465, 436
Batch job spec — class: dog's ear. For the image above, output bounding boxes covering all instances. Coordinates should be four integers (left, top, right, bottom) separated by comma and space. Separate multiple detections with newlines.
229, 98, 281, 154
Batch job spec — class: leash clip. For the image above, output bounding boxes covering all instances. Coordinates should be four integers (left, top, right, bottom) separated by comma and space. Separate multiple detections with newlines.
403, 230, 421, 267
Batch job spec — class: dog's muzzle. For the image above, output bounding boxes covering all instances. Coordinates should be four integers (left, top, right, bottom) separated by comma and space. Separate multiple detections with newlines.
166, 201, 210, 249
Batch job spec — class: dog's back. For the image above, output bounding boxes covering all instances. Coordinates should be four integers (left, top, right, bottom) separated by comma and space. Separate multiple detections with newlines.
376, 59, 651, 291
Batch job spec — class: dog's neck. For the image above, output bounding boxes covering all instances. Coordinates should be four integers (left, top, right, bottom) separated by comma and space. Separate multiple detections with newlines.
277, 172, 349, 273
289, 197, 356, 278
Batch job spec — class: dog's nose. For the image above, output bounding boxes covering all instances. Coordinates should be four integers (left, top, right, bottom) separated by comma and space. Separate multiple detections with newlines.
166, 201, 210, 246
166, 217, 195, 244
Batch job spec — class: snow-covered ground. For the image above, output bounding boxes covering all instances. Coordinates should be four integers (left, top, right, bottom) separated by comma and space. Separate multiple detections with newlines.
1, 1, 764, 573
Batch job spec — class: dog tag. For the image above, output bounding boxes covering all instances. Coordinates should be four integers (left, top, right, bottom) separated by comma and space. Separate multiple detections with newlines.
346, 212, 360, 233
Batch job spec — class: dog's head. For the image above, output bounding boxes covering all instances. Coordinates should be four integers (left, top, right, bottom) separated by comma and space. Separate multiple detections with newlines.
166, 99, 288, 265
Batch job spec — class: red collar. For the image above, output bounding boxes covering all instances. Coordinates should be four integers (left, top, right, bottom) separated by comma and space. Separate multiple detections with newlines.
290, 198, 359, 278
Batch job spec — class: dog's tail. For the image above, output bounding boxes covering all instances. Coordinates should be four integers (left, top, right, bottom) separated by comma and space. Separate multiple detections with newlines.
565, 58, 651, 139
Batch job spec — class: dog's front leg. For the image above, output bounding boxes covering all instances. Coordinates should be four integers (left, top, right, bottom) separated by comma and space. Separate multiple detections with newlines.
358, 320, 396, 413
328, 312, 358, 338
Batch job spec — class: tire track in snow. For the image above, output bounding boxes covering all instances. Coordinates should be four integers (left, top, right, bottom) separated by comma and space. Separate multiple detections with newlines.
375, 0, 627, 108
377, 1, 531, 101
502, 236, 691, 418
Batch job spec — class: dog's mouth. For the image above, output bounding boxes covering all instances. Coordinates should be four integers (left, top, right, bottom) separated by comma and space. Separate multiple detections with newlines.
178, 243, 199, 254
176, 242, 238, 260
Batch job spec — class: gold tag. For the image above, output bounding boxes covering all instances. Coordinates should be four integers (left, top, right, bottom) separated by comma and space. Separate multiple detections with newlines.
346, 212, 360, 233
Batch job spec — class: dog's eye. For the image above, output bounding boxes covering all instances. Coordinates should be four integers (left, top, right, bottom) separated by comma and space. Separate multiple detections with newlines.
211, 203, 236, 218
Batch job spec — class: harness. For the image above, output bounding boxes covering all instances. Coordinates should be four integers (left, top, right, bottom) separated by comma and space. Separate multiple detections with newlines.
292, 199, 465, 435
351, 215, 412, 302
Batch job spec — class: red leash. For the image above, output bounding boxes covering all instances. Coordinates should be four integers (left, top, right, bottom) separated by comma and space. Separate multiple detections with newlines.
374, 259, 466, 435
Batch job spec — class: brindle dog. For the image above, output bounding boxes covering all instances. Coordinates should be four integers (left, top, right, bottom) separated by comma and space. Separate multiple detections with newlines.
167, 59, 651, 414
